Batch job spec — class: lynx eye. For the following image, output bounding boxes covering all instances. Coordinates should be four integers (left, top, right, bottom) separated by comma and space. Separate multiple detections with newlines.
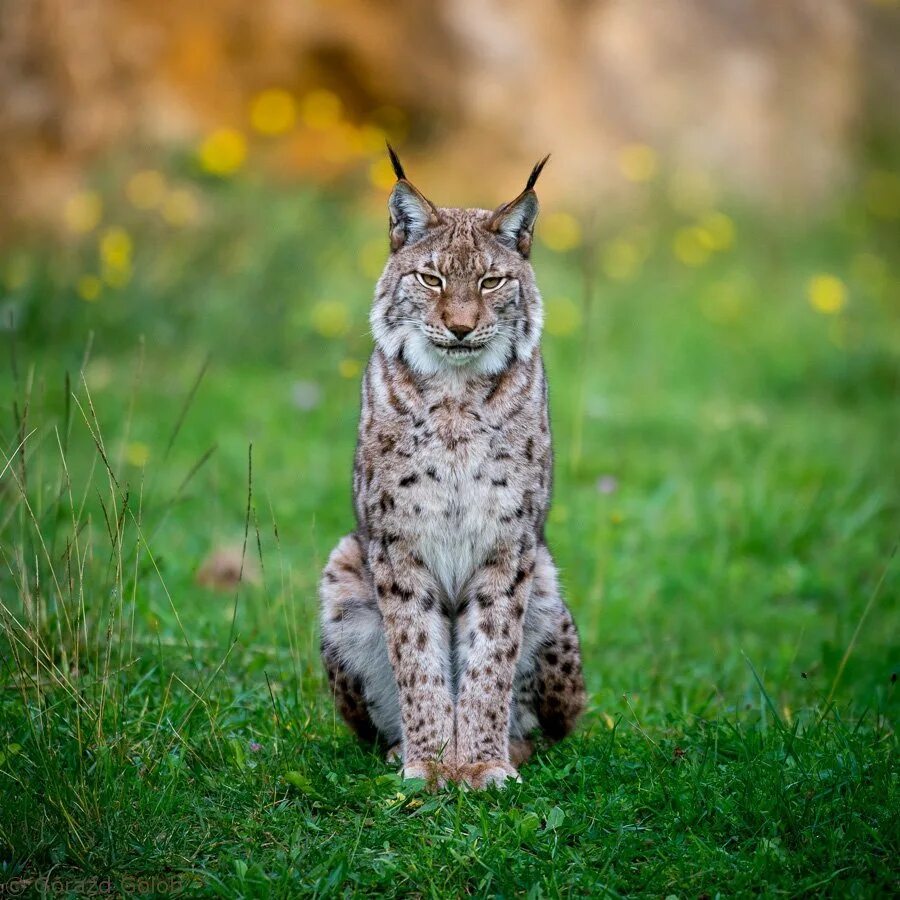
480, 275, 506, 291
416, 272, 443, 289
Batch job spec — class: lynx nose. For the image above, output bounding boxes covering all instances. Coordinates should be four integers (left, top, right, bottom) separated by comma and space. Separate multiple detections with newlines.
447, 324, 474, 340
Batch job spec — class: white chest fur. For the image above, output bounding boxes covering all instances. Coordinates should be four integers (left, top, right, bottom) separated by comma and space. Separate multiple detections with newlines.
405, 426, 514, 603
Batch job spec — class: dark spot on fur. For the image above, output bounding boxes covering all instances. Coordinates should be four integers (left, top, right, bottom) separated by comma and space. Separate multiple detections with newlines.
399, 473, 419, 487
506, 568, 528, 596
392, 582, 414, 602
476, 591, 493, 609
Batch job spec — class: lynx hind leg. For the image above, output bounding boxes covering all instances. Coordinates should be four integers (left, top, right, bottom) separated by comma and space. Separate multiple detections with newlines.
319, 533, 402, 747
535, 601, 586, 740
511, 546, 586, 744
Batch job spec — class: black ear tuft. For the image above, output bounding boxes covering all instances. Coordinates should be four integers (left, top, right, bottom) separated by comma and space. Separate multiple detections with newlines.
386, 143, 406, 181
524, 154, 550, 192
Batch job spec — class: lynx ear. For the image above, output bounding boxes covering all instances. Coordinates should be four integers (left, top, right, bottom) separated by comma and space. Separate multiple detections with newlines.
386, 144, 441, 251
488, 155, 549, 258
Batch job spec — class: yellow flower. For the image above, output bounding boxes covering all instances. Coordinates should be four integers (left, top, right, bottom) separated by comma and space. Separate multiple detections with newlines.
543, 296, 581, 337
602, 712, 615, 730
601, 238, 640, 281
99, 227, 133, 288
338, 358, 361, 378
64, 191, 103, 234
540, 213, 581, 253
126, 170, 166, 210
311, 300, 351, 338
672, 227, 710, 267
807, 275, 847, 315
300, 89, 342, 131
76, 275, 102, 303
368, 157, 396, 191
699, 212, 735, 251
198, 128, 247, 176
617, 144, 658, 183
99, 227, 133, 269
250, 88, 297, 136
125, 442, 150, 467
162, 189, 200, 227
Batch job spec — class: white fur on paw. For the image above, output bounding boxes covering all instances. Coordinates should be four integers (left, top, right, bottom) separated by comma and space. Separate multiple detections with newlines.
386, 744, 402, 765
402, 762, 428, 780
458, 762, 521, 790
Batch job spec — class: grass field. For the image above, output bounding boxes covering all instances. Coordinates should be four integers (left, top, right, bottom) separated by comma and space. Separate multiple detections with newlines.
1, 165, 898, 896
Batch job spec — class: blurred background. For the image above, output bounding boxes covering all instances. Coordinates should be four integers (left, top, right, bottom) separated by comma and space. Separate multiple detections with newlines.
2, 0, 899, 223
1, 0, 898, 705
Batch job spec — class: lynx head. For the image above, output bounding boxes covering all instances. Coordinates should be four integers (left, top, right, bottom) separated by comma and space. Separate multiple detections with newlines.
370, 147, 548, 377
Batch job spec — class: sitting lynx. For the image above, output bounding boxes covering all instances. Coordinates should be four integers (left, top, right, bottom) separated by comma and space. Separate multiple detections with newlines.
319, 148, 585, 788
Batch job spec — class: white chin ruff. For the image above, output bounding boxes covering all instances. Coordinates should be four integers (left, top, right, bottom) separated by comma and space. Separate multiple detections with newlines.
402, 330, 514, 376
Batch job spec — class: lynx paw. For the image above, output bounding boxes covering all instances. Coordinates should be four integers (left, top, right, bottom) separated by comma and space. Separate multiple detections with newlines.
455, 760, 521, 790
401, 759, 453, 789
509, 739, 533, 768
386, 743, 402, 765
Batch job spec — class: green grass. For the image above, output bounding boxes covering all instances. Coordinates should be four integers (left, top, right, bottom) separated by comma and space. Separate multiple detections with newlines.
1, 166, 898, 897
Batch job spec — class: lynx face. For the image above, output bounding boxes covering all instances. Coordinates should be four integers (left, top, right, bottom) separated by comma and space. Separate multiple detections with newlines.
370, 154, 548, 377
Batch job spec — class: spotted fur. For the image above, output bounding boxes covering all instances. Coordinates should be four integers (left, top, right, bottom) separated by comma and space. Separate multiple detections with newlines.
320, 151, 585, 788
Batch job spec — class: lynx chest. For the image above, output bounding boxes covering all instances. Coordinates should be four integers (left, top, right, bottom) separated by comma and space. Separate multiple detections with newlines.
366, 396, 534, 601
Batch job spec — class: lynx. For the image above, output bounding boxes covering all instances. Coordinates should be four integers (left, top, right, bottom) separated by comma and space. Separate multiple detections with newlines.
319, 148, 585, 788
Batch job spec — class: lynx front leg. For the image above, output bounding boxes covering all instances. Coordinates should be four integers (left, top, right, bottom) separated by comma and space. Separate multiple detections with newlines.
370, 536, 455, 784
455, 542, 536, 788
